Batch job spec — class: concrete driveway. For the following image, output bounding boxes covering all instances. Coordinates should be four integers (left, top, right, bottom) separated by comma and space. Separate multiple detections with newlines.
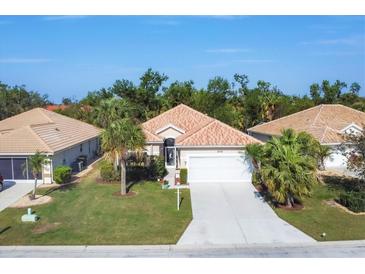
0, 181, 33, 212
178, 181, 315, 245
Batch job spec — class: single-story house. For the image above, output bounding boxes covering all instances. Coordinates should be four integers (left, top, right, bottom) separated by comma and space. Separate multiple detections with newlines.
142, 104, 261, 183
0, 108, 101, 184
247, 104, 365, 171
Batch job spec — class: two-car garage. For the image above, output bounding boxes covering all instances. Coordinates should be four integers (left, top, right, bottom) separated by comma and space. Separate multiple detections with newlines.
185, 152, 253, 183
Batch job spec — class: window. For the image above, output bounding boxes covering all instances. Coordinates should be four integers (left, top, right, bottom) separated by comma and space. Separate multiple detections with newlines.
80, 144, 83, 152
0, 158, 12, 179
13, 158, 27, 179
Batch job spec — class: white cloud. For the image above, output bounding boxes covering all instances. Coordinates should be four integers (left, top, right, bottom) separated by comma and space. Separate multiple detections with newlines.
309, 50, 364, 56
0, 58, 52, 64
209, 15, 249, 20
42, 16, 87, 21
300, 35, 364, 46
205, 48, 251, 53
233, 59, 274, 63
195, 58, 273, 68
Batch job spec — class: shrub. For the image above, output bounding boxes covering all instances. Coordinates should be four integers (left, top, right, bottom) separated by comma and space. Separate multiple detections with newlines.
336, 192, 365, 213
180, 168, 187, 184
127, 166, 149, 182
100, 161, 120, 182
54, 165, 72, 184
148, 156, 167, 180
323, 175, 365, 192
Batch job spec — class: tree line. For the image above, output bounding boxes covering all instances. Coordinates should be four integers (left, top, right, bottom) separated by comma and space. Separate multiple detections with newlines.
1, 68, 364, 131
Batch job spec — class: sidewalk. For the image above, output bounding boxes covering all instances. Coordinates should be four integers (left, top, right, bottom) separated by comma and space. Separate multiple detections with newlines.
1, 240, 364, 258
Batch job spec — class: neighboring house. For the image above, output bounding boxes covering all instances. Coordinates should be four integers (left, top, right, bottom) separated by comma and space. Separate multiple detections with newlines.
142, 104, 261, 183
0, 108, 101, 184
247, 104, 365, 171
46, 104, 70, 112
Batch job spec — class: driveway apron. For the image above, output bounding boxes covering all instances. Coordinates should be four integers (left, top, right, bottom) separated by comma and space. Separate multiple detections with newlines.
178, 181, 315, 245
0, 182, 33, 212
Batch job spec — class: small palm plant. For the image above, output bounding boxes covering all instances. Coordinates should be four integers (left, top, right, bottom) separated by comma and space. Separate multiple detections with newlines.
245, 143, 264, 170
317, 145, 331, 170
27, 151, 49, 200
101, 118, 145, 195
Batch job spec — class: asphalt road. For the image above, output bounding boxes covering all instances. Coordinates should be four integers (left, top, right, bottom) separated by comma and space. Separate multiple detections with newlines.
1, 241, 365, 258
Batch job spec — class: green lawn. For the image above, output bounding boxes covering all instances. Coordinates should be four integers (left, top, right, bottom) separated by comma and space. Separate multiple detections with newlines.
274, 183, 365, 241
0, 169, 192, 245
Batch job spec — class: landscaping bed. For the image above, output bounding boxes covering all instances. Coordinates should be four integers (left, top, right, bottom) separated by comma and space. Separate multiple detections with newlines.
274, 175, 365, 241
0, 167, 192, 245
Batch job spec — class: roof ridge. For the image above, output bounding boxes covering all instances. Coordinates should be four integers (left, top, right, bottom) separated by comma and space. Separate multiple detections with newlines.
213, 119, 263, 143
320, 126, 329, 143
142, 104, 209, 127
176, 118, 215, 143
177, 118, 262, 145
335, 103, 365, 117
142, 127, 162, 141
25, 125, 54, 153
311, 104, 323, 127
36, 108, 54, 123
248, 104, 322, 132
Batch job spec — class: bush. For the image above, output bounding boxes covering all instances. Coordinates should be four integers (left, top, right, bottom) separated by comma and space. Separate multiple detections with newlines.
180, 168, 187, 184
323, 175, 365, 192
148, 156, 167, 180
100, 161, 120, 182
54, 165, 72, 184
336, 192, 365, 213
127, 166, 149, 183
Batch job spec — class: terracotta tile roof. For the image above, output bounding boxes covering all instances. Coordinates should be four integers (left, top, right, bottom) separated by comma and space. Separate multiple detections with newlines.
177, 119, 262, 146
0, 126, 51, 154
248, 104, 365, 144
142, 104, 261, 146
0, 108, 101, 154
46, 104, 70, 111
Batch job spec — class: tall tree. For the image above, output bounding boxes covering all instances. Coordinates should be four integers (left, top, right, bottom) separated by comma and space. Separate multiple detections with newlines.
163, 80, 195, 108
0, 82, 49, 120
94, 98, 135, 128
101, 119, 145, 195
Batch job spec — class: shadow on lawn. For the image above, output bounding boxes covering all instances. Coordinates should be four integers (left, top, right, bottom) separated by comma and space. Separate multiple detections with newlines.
40, 183, 77, 197
0, 226, 11, 235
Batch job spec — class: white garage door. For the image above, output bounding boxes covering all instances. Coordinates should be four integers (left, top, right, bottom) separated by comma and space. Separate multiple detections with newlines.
188, 154, 252, 183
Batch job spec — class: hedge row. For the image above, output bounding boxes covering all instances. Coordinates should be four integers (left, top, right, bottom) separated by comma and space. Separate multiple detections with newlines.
336, 191, 365, 213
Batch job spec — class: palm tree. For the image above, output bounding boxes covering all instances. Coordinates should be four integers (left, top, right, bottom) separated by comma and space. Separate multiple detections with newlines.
27, 152, 49, 200
255, 130, 318, 208
94, 98, 135, 128
101, 118, 145, 195
245, 143, 264, 170
262, 137, 317, 207
317, 145, 331, 170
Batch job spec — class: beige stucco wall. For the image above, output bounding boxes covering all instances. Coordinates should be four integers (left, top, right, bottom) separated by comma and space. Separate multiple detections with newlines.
157, 127, 183, 139
52, 137, 100, 169
178, 147, 246, 168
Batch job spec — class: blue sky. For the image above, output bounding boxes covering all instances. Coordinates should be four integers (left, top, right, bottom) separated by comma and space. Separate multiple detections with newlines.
0, 16, 364, 103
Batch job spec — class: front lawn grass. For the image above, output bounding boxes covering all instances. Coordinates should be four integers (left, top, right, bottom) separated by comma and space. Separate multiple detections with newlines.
274, 183, 365, 241
0, 169, 192, 245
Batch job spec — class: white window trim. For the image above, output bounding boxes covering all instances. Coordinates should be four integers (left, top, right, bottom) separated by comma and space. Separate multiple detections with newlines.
155, 124, 185, 135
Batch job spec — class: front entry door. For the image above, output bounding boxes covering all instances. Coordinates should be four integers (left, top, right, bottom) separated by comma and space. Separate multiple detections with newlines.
165, 146, 176, 168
